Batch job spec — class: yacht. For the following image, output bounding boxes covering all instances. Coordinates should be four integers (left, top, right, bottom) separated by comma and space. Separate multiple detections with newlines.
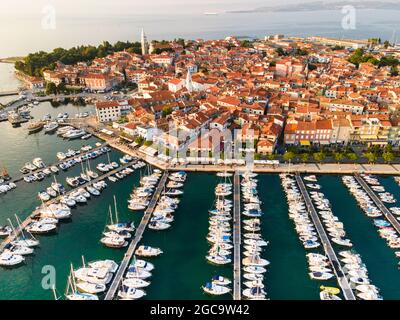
0, 252, 25, 267
44, 122, 59, 134
118, 285, 146, 300
202, 282, 231, 295
74, 267, 113, 285
135, 245, 163, 257
122, 278, 150, 289
76, 282, 106, 294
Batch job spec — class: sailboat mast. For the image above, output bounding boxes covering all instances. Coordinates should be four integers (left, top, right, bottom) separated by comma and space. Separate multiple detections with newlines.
113, 195, 119, 224
109, 206, 114, 225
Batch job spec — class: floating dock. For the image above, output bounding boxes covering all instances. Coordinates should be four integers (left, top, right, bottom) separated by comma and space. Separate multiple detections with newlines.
295, 173, 356, 300
233, 172, 241, 300
354, 175, 400, 234
0, 160, 138, 253
104, 171, 169, 300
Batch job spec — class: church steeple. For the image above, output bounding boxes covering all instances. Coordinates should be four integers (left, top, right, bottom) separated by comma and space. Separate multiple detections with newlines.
141, 28, 149, 55
186, 70, 193, 93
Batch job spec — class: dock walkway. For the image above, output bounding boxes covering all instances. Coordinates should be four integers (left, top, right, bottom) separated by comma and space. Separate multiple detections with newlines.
233, 172, 241, 300
0, 160, 138, 253
354, 175, 400, 235
104, 171, 168, 300
295, 173, 356, 300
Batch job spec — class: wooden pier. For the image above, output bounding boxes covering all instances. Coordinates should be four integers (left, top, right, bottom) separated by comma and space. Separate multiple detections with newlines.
354, 175, 400, 234
233, 172, 241, 300
0, 160, 138, 253
104, 171, 168, 300
295, 173, 356, 300
13, 143, 109, 183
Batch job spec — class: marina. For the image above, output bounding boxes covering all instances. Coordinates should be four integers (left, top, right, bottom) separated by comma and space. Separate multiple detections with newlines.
294, 173, 356, 300
1, 96, 400, 299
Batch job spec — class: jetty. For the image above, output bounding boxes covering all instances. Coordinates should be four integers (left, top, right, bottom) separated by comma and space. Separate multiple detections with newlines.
0, 90, 19, 97
13, 142, 110, 183
295, 173, 356, 300
0, 160, 139, 253
233, 172, 241, 300
104, 171, 169, 300
354, 175, 400, 234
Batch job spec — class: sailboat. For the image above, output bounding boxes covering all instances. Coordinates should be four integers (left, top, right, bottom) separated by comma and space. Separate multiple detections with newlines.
101, 197, 133, 248
65, 265, 99, 300
9, 217, 39, 248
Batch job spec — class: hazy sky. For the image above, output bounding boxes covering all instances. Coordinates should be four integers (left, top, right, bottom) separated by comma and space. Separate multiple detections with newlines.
2, 0, 302, 17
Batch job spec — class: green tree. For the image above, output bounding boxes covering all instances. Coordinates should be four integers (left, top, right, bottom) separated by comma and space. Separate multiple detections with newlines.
382, 151, 395, 164
144, 140, 153, 147
346, 152, 358, 162
283, 151, 295, 162
300, 153, 310, 163
267, 154, 276, 161
45, 82, 57, 95
313, 152, 326, 163
135, 136, 144, 145
363, 151, 378, 164
162, 106, 173, 118
333, 152, 345, 163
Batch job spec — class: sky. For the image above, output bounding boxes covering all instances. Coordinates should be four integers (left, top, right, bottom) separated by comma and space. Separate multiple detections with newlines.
1, 0, 301, 17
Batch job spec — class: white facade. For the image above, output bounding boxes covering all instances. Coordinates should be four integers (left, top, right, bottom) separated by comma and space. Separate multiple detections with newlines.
96, 105, 121, 123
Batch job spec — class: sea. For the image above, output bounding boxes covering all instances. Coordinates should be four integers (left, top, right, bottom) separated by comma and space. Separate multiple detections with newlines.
0, 9, 399, 57
1, 15, 400, 298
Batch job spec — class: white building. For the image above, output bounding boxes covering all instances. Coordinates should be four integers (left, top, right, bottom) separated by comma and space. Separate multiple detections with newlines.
96, 102, 121, 123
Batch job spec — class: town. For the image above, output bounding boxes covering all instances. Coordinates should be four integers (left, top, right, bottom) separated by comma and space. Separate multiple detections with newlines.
8, 31, 400, 165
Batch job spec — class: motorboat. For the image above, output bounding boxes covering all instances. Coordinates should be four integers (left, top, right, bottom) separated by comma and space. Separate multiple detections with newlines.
76, 282, 106, 294
123, 278, 150, 288
126, 266, 152, 279
74, 267, 113, 285
202, 282, 231, 295
100, 236, 128, 248
309, 272, 334, 280
135, 245, 163, 257
118, 286, 146, 300
0, 252, 25, 267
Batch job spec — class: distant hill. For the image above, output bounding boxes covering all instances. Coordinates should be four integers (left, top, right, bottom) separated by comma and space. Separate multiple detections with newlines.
228, 1, 400, 13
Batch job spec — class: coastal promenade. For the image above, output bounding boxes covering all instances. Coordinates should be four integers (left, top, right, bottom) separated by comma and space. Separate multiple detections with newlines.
0, 160, 138, 253
295, 173, 356, 300
233, 172, 241, 300
65, 119, 400, 176
355, 175, 400, 234
104, 171, 168, 300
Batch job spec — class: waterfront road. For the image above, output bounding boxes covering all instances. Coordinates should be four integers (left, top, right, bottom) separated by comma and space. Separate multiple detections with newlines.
233, 172, 241, 300
355, 175, 400, 235
295, 173, 356, 300
104, 171, 168, 300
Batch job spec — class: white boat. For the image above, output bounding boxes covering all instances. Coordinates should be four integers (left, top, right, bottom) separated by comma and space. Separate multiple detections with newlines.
76, 282, 106, 294
126, 266, 152, 279
88, 260, 118, 273
131, 259, 154, 272
100, 236, 128, 248
202, 282, 231, 295
74, 267, 113, 285
118, 286, 146, 300
211, 275, 231, 286
309, 272, 334, 280
25, 222, 57, 234
0, 252, 24, 267
242, 286, 266, 300
135, 245, 163, 257
122, 278, 150, 288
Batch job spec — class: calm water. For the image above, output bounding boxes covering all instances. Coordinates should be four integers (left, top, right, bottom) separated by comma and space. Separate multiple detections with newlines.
0, 10, 399, 57
1, 102, 400, 299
